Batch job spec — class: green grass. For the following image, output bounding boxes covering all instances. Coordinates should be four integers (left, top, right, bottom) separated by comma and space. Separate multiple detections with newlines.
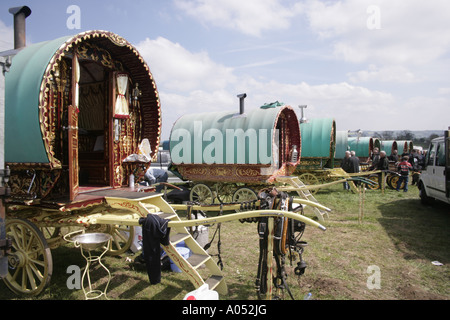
1, 184, 449, 300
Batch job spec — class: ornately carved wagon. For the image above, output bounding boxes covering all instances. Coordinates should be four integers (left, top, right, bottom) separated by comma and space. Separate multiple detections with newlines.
2, 29, 218, 296
169, 101, 301, 204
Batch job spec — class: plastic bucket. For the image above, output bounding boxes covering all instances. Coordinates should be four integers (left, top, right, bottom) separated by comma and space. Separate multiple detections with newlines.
170, 246, 191, 273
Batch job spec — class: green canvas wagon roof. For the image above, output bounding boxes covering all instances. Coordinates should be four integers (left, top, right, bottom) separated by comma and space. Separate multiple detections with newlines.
396, 140, 414, 154
348, 137, 381, 158
169, 105, 300, 165
299, 118, 336, 159
335, 130, 349, 159
5, 35, 71, 164
5, 30, 160, 167
381, 140, 398, 156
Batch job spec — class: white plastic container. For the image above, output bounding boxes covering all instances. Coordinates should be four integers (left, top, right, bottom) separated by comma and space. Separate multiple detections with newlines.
183, 283, 219, 300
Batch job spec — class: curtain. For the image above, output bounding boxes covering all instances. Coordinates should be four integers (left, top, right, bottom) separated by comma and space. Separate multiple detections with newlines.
114, 73, 129, 118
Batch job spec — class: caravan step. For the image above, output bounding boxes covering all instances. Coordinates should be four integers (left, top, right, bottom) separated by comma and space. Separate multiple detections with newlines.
187, 253, 210, 269
170, 232, 190, 245
205, 275, 224, 291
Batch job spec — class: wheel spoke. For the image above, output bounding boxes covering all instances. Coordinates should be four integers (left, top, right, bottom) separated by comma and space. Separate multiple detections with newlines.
28, 260, 45, 282
25, 264, 38, 291
4, 219, 52, 296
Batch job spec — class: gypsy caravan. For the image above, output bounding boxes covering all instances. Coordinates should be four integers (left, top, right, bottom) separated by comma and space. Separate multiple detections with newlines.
348, 137, 381, 163
296, 118, 336, 170
396, 140, 414, 156
5, 30, 161, 201
380, 140, 398, 157
2, 29, 171, 296
169, 100, 301, 203
293, 118, 336, 187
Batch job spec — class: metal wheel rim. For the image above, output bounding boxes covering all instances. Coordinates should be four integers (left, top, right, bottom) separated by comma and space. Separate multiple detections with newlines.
190, 183, 214, 204
4, 219, 53, 296
366, 175, 380, 190
389, 175, 406, 190
299, 173, 320, 194
233, 187, 258, 212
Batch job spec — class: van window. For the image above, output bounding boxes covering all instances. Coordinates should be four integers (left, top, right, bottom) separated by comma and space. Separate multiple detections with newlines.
436, 142, 445, 166
427, 143, 436, 166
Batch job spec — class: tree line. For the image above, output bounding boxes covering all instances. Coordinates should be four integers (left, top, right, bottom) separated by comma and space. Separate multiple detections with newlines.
370, 130, 439, 149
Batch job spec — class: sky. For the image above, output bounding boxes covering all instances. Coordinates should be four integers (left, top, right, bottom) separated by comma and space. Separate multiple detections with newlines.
1, 0, 449, 141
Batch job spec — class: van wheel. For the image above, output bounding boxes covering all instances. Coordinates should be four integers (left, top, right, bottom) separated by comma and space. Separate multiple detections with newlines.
419, 184, 432, 205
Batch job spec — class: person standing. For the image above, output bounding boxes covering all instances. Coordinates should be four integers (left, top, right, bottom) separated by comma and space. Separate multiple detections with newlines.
396, 156, 413, 192
377, 151, 389, 171
350, 151, 360, 173
375, 151, 389, 188
388, 149, 398, 162
370, 147, 380, 170
349, 151, 360, 186
341, 151, 351, 190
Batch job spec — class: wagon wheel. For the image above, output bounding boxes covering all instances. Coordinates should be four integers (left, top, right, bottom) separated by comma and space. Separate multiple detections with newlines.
366, 174, 380, 190
104, 225, 135, 256
3, 219, 53, 296
386, 173, 396, 189
233, 187, 258, 212
190, 183, 215, 204
388, 174, 406, 190
298, 173, 320, 194
215, 183, 235, 204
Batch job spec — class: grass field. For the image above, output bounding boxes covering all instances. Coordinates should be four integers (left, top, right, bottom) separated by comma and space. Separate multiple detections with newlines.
1, 184, 449, 300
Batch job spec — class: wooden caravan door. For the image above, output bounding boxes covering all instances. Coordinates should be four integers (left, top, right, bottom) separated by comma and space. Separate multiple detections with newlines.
68, 104, 79, 200
109, 71, 130, 188
69, 50, 80, 201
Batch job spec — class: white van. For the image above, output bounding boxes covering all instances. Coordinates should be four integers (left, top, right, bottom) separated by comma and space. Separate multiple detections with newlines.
418, 130, 450, 205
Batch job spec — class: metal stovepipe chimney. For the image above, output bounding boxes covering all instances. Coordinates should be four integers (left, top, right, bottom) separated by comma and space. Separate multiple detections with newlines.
9, 6, 32, 50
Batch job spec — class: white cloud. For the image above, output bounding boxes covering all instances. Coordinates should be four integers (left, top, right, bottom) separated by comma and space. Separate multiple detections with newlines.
136, 37, 236, 92
0, 20, 14, 51
347, 64, 418, 83
135, 1, 449, 138
303, 0, 450, 65
438, 87, 450, 95
173, 0, 302, 37
157, 71, 398, 138
402, 96, 450, 130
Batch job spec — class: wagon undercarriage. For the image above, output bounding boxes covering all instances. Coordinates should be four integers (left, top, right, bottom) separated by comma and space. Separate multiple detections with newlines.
3, 185, 328, 298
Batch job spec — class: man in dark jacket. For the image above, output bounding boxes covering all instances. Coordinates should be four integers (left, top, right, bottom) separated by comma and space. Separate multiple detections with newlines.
349, 151, 360, 186
341, 151, 351, 190
370, 147, 380, 170
375, 151, 389, 188
377, 151, 389, 171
